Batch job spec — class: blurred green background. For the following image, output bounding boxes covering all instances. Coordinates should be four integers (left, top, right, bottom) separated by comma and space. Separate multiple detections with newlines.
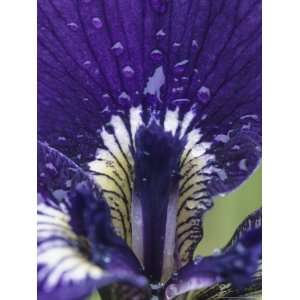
88, 165, 262, 300
196, 165, 262, 256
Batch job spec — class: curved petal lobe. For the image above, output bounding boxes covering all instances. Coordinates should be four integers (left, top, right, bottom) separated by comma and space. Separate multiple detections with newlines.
37, 143, 147, 300
164, 209, 262, 300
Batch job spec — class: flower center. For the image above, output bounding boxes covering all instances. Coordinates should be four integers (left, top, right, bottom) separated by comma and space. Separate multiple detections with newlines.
133, 122, 184, 282
88, 106, 215, 283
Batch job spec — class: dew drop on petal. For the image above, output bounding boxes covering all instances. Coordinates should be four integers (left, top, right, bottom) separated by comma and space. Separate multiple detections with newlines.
232, 145, 240, 150
174, 59, 189, 75
119, 92, 131, 101
82, 60, 91, 67
103, 256, 111, 263
215, 134, 229, 143
172, 42, 181, 48
57, 136, 66, 142
67, 22, 79, 31
233, 259, 244, 269
197, 86, 211, 103
122, 66, 135, 78
236, 242, 247, 255
102, 93, 112, 101
194, 255, 203, 265
192, 39, 199, 49
111, 42, 124, 56
92, 17, 103, 29
213, 248, 221, 256
156, 29, 166, 39
186, 200, 197, 209
239, 159, 248, 171
150, 49, 163, 62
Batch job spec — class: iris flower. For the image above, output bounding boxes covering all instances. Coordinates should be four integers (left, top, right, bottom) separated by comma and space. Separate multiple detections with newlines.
37, 0, 262, 299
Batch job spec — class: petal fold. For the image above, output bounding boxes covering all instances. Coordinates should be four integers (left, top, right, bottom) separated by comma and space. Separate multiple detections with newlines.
38, 142, 147, 300
164, 209, 262, 300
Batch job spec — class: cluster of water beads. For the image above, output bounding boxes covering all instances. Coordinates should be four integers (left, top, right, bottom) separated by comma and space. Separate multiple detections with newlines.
65, 11, 213, 111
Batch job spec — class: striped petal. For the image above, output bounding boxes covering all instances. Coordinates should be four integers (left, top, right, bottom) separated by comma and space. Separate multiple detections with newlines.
38, 143, 147, 300
164, 209, 262, 300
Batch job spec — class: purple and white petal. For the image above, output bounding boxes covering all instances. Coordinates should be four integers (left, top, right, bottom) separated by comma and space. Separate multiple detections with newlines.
38, 0, 261, 286
38, 143, 147, 300
164, 209, 262, 300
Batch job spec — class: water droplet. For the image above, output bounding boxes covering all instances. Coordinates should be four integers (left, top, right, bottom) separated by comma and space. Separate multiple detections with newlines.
103, 256, 111, 263
122, 66, 135, 78
65, 180, 72, 188
57, 136, 66, 142
45, 163, 57, 176
172, 42, 181, 48
236, 242, 247, 255
215, 134, 229, 143
186, 200, 196, 209
239, 159, 248, 171
82, 60, 91, 67
67, 22, 79, 31
213, 248, 221, 256
174, 59, 189, 75
150, 0, 168, 14
233, 259, 244, 269
92, 17, 103, 29
45, 163, 56, 171
194, 255, 203, 265
119, 92, 131, 101
111, 42, 124, 56
156, 29, 166, 39
201, 114, 207, 120
192, 40, 199, 49
181, 76, 189, 82
197, 86, 211, 103
102, 93, 111, 101
232, 145, 240, 150
172, 87, 184, 94
150, 49, 163, 62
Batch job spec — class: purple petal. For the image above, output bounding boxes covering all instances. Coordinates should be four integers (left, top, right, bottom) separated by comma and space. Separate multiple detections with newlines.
38, 0, 261, 285
38, 143, 147, 300
164, 209, 262, 299
38, 0, 261, 165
